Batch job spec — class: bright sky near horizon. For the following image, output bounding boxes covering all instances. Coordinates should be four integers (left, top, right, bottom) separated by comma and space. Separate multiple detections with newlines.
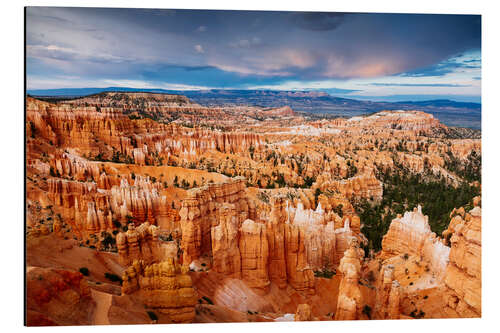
26, 7, 481, 102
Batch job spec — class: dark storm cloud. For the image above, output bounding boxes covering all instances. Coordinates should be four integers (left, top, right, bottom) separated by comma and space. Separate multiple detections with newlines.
26, 7, 481, 89
291, 12, 346, 31
399, 51, 481, 77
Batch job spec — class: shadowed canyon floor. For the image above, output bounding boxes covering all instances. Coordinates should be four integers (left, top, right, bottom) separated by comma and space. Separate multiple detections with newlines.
25, 92, 481, 325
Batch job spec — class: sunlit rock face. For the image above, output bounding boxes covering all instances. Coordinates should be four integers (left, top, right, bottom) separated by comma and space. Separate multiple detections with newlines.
442, 201, 481, 318
179, 177, 253, 266
285, 202, 337, 270
295, 303, 315, 321
381, 205, 450, 280
335, 237, 364, 320
121, 258, 198, 323
26, 92, 481, 324
239, 219, 270, 291
211, 203, 242, 278
116, 222, 164, 266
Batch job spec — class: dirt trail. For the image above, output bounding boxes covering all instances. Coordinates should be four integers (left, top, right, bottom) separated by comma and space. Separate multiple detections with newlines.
91, 289, 112, 325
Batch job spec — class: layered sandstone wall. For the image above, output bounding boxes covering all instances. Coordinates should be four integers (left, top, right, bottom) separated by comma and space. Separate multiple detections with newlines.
116, 222, 163, 266
315, 171, 383, 201
442, 200, 481, 318
180, 177, 253, 266
121, 258, 197, 323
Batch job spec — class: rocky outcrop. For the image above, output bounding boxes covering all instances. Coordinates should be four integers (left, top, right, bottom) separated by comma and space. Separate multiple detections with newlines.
345, 110, 442, 132
26, 267, 95, 326
121, 258, 197, 323
266, 196, 288, 288
315, 171, 383, 201
211, 203, 241, 277
442, 201, 481, 318
381, 205, 450, 280
180, 177, 253, 266
285, 202, 336, 270
284, 223, 315, 293
116, 222, 162, 266
295, 304, 314, 321
374, 265, 401, 319
239, 219, 270, 291
388, 281, 402, 319
335, 237, 363, 320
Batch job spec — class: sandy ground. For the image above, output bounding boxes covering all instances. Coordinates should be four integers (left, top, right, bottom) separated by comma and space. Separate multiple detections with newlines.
91, 290, 112, 325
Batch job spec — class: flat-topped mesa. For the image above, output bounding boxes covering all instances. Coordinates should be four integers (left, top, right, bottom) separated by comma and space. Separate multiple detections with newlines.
262, 106, 295, 117
442, 199, 481, 318
346, 110, 443, 132
381, 205, 450, 280
121, 258, 197, 323
116, 222, 162, 266
179, 177, 254, 266
335, 237, 364, 320
64, 91, 195, 108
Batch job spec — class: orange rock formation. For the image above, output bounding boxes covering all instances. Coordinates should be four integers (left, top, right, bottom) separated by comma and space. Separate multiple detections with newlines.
121, 258, 198, 323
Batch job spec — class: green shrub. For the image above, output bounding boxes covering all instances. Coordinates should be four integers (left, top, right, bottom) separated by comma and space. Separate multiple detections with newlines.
105, 272, 122, 284
202, 296, 214, 305
79, 267, 90, 276
146, 311, 158, 321
362, 305, 372, 319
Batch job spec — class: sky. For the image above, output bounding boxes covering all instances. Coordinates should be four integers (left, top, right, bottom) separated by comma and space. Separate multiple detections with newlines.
26, 7, 481, 102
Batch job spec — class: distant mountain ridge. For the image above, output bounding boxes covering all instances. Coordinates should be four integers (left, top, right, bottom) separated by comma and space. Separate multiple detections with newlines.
27, 87, 481, 129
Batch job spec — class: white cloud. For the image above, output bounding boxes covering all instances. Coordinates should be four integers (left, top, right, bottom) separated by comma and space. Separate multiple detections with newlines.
26, 76, 213, 91
196, 26, 207, 32
194, 44, 204, 54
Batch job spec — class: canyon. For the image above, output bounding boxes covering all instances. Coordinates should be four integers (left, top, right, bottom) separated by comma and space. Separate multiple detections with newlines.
25, 92, 481, 325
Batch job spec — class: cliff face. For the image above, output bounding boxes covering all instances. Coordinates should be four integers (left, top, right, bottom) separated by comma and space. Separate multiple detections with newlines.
284, 223, 315, 293
116, 223, 162, 266
442, 200, 481, 317
46, 170, 173, 243
211, 203, 242, 278
121, 258, 197, 323
178, 187, 367, 293
239, 219, 270, 291
179, 177, 253, 266
26, 267, 96, 326
27, 96, 263, 164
